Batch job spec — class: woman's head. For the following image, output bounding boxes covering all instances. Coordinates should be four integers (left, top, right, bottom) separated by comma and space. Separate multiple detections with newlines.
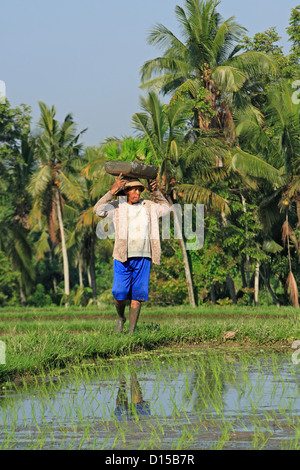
124, 179, 145, 204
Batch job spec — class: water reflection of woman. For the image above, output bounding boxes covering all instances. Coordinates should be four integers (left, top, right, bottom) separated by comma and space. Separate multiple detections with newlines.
114, 372, 151, 421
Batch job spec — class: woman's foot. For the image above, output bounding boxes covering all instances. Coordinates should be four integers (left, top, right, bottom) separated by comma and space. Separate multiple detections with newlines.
115, 316, 126, 332
114, 299, 127, 332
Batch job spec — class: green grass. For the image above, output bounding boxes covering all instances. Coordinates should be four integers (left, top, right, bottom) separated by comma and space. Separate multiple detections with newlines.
0, 305, 299, 384
0, 304, 296, 319
0, 306, 299, 450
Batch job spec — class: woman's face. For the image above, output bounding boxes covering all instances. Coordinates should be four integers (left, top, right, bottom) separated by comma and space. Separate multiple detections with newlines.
125, 186, 143, 204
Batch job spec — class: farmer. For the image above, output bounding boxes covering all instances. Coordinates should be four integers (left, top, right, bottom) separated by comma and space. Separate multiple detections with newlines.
93, 173, 170, 333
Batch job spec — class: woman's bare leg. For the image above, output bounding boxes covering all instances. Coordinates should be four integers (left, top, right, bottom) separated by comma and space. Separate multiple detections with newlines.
129, 300, 142, 334
114, 299, 127, 332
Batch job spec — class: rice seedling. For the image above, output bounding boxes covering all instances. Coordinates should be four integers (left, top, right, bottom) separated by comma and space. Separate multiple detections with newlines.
0, 306, 299, 449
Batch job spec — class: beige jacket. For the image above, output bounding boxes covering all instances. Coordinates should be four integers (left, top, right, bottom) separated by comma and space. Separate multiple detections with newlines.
93, 190, 170, 265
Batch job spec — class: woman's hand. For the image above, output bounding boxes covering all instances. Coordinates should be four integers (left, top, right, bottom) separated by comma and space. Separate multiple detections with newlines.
148, 178, 158, 192
110, 173, 127, 195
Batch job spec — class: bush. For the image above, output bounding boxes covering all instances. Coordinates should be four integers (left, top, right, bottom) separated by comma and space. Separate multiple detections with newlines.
28, 284, 52, 307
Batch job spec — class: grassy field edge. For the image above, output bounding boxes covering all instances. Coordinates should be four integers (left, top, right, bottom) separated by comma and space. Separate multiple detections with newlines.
0, 305, 299, 384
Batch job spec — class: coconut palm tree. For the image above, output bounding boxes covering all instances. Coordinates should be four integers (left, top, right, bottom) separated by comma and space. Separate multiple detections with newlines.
236, 82, 299, 224
132, 91, 233, 306
28, 102, 86, 306
132, 91, 230, 204
0, 206, 35, 305
0, 132, 36, 304
235, 80, 299, 307
74, 147, 111, 299
140, 0, 277, 143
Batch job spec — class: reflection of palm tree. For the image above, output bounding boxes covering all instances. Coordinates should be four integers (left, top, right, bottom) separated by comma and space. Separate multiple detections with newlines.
183, 356, 237, 413
114, 372, 151, 421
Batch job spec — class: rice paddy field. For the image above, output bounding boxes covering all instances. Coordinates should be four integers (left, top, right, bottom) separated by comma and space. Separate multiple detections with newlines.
0, 305, 299, 450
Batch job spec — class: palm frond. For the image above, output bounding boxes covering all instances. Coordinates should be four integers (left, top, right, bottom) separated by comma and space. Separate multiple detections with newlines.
262, 239, 283, 254
258, 189, 282, 233
131, 113, 161, 163
89, 176, 115, 201
174, 4, 194, 41
140, 57, 192, 83
183, 133, 229, 168
28, 200, 44, 231
28, 164, 53, 198
282, 219, 299, 252
212, 65, 246, 92
76, 207, 98, 229
147, 23, 187, 53
169, 78, 199, 104
286, 271, 299, 308
38, 101, 57, 136
212, 17, 247, 65
7, 223, 36, 292
231, 149, 283, 187
226, 50, 278, 79
34, 229, 51, 261
179, 182, 230, 214
288, 178, 300, 200
139, 73, 186, 93
57, 170, 85, 206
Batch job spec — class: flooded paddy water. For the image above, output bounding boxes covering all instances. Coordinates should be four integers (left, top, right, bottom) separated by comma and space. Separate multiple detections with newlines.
0, 346, 299, 450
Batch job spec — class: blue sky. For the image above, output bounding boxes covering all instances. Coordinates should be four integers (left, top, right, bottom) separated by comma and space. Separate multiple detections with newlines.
1, 0, 297, 147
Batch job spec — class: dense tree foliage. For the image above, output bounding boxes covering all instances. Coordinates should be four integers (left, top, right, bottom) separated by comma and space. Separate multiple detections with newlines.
0, 1, 299, 308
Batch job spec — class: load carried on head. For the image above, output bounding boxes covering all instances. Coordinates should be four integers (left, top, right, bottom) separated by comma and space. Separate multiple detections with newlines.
104, 161, 158, 180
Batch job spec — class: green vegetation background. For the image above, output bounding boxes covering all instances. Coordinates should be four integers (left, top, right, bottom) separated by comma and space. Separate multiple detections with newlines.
0, 1, 299, 310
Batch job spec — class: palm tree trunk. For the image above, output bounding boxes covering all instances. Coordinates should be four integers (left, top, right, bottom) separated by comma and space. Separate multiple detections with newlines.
226, 274, 237, 304
241, 194, 251, 291
285, 213, 299, 308
254, 262, 260, 307
240, 261, 247, 288
78, 255, 83, 287
178, 234, 196, 307
168, 197, 196, 307
55, 189, 70, 306
52, 277, 57, 293
90, 234, 97, 299
87, 266, 92, 288
20, 285, 26, 306
49, 248, 57, 293
296, 201, 300, 228
210, 284, 217, 304
259, 270, 280, 308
